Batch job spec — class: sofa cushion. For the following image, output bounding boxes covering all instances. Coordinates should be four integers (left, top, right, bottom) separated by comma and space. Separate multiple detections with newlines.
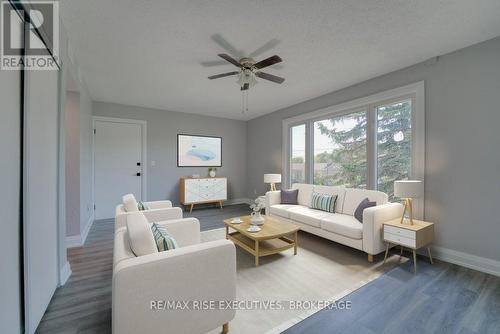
292, 183, 314, 206
151, 223, 178, 251
320, 214, 363, 239
288, 206, 331, 228
313, 185, 346, 212
310, 192, 337, 213
354, 198, 376, 223
280, 189, 298, 204
269, 204, 298, 218
126, 213, 158, 256
342, 188, 388, 216
122, 194, 138, 212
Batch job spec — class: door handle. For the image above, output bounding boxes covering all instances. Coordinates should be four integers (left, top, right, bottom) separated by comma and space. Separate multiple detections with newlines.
136, 173, 141, 176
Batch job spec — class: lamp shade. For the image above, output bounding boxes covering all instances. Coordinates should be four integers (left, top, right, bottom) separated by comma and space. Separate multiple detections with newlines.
394, 180, 423, 198
264, 174, 281, 184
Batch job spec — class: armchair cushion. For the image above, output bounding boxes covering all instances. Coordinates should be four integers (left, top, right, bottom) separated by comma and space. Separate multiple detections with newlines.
126, 213, 157, 256
123, 194, 139, 212
151, 223, 178, 251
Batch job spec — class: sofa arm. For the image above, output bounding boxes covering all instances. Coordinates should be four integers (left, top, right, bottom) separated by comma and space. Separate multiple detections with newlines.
142, 207, 183, 223
362, 202, 403, 255
113, 240, 236, 334
146, 200, 173, 209
265, 190, 281, 214
157, 218, 200, 247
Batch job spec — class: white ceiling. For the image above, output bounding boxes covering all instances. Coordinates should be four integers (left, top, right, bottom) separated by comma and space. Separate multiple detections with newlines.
60, 0, 500, 121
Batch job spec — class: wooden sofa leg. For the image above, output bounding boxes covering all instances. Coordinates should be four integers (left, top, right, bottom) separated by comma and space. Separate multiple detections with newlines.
367, 254, 374, 262
222, 323, 229, 334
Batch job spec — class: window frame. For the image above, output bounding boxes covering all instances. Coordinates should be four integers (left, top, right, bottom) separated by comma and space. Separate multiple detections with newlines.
282, 81, 425, 219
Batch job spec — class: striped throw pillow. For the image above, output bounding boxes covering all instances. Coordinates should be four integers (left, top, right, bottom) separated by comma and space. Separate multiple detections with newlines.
310, 192, 338, 213
151, 223, 178, 251
137, 201, 150, 211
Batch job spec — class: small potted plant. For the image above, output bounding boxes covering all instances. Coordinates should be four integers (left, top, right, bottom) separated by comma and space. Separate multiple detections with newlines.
208, 167, 217, 177
250, 197, 265, 225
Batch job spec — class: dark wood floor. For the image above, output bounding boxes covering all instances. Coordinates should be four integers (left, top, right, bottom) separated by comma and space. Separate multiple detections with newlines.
37, 204, 500, 333
36, 204, 250, 334
284, 256, 500, 334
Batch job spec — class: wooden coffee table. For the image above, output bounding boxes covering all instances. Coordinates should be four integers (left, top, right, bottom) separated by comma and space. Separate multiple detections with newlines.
223, 215, 300, 266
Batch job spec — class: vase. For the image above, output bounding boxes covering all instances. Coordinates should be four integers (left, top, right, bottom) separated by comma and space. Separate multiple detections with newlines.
209, 170, 216, 177
251, 211, 265, 225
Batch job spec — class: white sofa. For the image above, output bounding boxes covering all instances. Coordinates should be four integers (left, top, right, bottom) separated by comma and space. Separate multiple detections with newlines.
115, 194, 183, 231
113, 213, 236, 334
266, 183, 403, 261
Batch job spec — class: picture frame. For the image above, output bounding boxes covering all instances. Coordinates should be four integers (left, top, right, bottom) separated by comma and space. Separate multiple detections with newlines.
177, 134, 222, 167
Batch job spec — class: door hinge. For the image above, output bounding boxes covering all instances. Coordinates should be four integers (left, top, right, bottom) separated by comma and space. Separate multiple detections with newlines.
93, 204, 96, 210
93, 129, 96, 134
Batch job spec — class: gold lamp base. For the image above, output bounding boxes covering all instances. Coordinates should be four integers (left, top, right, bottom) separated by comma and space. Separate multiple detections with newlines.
269, 183, 277, 191
400, 198, 414, 225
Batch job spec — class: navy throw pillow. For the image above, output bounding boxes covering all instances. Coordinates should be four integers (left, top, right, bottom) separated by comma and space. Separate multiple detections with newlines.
281, 189, 299, 205
354, 198, 376, 223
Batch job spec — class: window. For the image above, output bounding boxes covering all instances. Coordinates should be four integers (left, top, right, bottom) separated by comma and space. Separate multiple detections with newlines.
283, 82, 424, 218
376, 100, 412, 200
313, 110, 367, 188
290, 124, 306, 184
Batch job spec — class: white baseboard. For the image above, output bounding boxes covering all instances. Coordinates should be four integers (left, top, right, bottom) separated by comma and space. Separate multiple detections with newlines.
59, 261, 72, 286
429, 246, 500, 277
66, 214, 95, 248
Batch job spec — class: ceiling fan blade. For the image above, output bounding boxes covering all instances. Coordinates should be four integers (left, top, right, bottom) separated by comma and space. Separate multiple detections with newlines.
218, 54, 241, 67
201, 60, 229, 67
255, 72, 285, 84
241, 83, 249, 91
248, 38, 280, 58
254, 55, 282, 69
211, 34, 243, 58
208, 71, 239, 80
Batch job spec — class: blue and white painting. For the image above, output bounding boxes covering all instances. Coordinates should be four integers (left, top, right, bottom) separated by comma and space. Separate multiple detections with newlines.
178, 134, 222, 167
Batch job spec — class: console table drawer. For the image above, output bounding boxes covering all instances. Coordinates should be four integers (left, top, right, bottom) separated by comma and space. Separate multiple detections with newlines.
384, 225, 416, 239
384, 232, 416, 248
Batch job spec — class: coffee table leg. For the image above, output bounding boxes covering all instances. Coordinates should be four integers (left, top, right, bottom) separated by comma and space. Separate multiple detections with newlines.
255, 240, 259, 267
294, 231, 298, 255
225, 225, 228, 239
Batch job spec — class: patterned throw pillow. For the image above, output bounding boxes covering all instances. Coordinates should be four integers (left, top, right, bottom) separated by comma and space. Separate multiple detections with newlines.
151, 223, 178, 251
310, 192, 338, 213
137, 201, 150, 211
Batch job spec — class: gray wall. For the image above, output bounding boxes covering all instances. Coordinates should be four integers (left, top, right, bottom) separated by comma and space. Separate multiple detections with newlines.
79, 89, 93, 231
93, 102, 248, 203
65, 91, 80, 236
247, 36, 500, 261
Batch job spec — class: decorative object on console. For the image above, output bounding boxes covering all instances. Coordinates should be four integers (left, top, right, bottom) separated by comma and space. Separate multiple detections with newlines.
280, 188, 298, 204
354, 198, 376, 223
310, 192, 338, 213
179, 176, 227, 213
264, 173, 281, 191
250, 197, 266, 225
394, 180, 423, 225
208, 167, 217, 177
177, 134, 222, 167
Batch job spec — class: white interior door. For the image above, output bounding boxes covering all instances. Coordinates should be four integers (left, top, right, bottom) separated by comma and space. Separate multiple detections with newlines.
94, 119, 144, 219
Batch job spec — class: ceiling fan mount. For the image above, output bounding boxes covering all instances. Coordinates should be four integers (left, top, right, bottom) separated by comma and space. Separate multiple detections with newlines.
208, 53, 285, 91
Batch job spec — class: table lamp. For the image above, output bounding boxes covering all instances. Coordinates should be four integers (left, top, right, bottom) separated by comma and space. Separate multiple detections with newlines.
264, 174, 281, 191
394, 180, 423, 225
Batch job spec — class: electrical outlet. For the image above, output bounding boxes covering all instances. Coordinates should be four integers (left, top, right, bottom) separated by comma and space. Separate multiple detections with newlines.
254, 189, 257, 195
151, 160, 156, 167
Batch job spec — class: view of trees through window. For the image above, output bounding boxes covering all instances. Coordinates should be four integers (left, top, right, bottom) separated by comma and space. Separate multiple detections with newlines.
313, 111, 367, 188
377, 100, 412, 200
290, 124, 306, 184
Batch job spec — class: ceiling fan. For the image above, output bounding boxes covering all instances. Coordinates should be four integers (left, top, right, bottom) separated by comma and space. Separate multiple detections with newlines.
208, 54, 285, 91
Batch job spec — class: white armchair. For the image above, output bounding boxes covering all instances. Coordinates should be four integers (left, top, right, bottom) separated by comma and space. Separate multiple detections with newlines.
115, 194, 183, 230
113, 216, 237, 334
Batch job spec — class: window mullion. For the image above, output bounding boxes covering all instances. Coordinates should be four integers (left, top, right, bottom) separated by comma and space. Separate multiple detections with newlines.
306, 120, 314, 184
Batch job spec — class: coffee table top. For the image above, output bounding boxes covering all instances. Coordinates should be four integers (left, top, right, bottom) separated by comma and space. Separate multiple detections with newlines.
223, 215, 299, 240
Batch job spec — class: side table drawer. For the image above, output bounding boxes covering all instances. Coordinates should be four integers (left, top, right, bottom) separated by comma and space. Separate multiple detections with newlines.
384, 232, 416, 248
384, 225, 416, 239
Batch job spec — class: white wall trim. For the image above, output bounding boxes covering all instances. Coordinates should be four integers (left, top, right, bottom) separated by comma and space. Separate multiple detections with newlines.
58, 261, 72, 286
282, 81, 425, 218
91, 116, 148, 219
429, 246, 500, 277
66, 214, 94, 248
